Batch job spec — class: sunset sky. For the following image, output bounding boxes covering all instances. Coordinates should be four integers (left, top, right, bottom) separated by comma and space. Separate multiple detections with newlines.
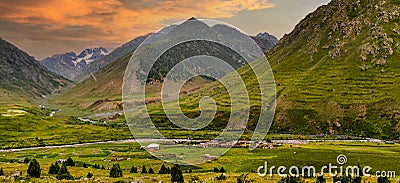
0, 0, 330, 59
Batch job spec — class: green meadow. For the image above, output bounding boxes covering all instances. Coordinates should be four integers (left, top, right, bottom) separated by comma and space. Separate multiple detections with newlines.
0, 141, 398, 182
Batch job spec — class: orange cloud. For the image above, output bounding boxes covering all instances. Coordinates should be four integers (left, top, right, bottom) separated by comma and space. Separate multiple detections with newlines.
0, 0, 273, 57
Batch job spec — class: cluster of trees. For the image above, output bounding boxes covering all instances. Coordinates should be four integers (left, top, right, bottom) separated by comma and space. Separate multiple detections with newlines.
213, 167, 226, 173
128, 164, 184, 183
48, 160, 73, 180
110, 163, 123, 178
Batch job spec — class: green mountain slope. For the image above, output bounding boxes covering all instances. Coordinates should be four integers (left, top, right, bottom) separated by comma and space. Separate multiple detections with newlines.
268, 0, 400, 139
0, 38, 70, 103
147, 0, 400, 140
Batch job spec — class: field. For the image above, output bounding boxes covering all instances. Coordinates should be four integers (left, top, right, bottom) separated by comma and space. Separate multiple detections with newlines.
0, 141, 398, 182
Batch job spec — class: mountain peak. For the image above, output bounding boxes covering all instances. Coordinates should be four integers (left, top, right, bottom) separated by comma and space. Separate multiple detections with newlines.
41, 47, 109, 80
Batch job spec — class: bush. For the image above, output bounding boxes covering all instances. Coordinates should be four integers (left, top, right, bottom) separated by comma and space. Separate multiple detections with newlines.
130, 165, 138, 173
316, 174, 326, 183
57, 163, 73, 180
236, 174, 251, 183
48, 162, 60, 174
65, 157, 75, 166
23, 157, 30, 164
216, 173, 226, 180
141, 165, 147, 173
377, 176, 390, 183
278, 176, 302, 183
110, 163, 123, 178
83, 163, 88, 168
87, 172, 93, 178
148, 167, 154, 174
171, 164, 184, 183
27, 159, 41, 178
159, 164, 168, 174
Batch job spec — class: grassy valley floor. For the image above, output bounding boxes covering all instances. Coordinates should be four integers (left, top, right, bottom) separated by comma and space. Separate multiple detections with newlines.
0, 141, 398, 182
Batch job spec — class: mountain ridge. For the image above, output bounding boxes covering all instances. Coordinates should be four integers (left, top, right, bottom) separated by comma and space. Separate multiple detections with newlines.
0, 37, 70, 101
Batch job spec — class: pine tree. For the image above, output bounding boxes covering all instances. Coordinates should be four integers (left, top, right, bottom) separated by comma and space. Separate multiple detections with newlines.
23, 157, 30, 164
130, 166, 138, 173
109, 163, 123, 178
65, 157, 75, 166
214, 167, 220, 173
83, 163, 88, 168
171, 164, 184, 183
27, 159, 41, 178
220, 167, 226, 173
189, 168, 192, 173
57, 163, 73, 180
48, 162, 60, 174
159, 164, 168, 174
141, 165, 147, 173
0, 167, 4, 176
148, 167, 154, 174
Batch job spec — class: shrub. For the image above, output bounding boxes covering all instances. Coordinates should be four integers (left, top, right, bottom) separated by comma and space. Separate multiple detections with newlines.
377, 176, 390, 183
110, 163, 123, 178
216, 173, 226, 180
171, 164, 184, 183
159, 164, 168, 174
23, 157, 30, 164
27, 159, 41, 178
236, 174, 252, 183
65, 157, 75, 166
148, 167, 154, 174
48, 162, 60, 174
141, 165, 147, 173
130, 165, 138, 173
57, 163, 73, 180
87, 172, 93, 178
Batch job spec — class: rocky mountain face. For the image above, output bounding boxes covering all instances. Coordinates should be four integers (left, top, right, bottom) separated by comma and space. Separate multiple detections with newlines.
73, 35, 149, 81
251, 32, 279, 52
41, 47, 108, 81
0, 38, 70, 98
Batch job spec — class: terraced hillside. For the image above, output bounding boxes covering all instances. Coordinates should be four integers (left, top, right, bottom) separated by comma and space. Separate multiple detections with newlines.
148, 0, 400, 140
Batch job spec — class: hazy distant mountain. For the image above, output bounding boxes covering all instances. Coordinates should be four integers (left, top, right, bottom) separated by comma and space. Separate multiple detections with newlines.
41, 47, 108, 80
251, 32, 279, 52
0, 38, 70, 99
